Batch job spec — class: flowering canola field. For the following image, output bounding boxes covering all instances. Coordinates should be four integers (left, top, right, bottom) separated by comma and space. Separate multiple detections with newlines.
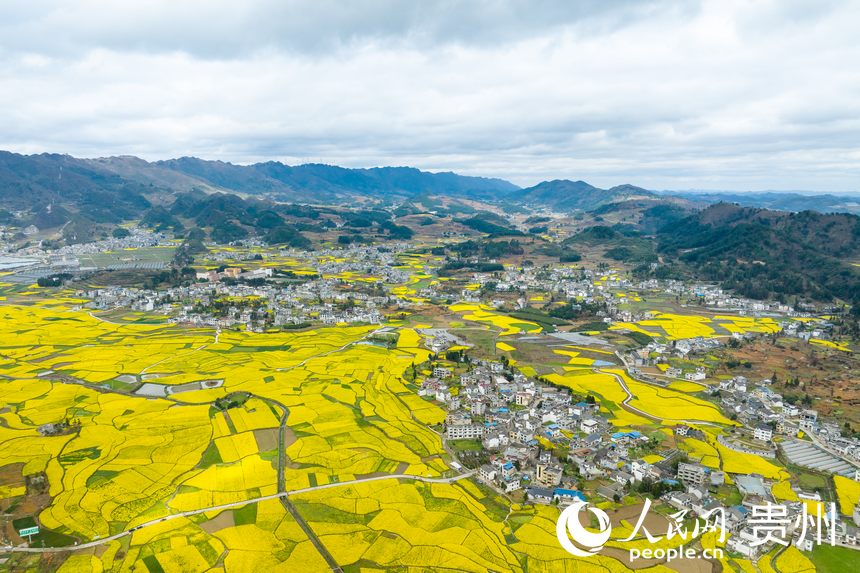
0, 293, 792, 572
610, 311, 781, 340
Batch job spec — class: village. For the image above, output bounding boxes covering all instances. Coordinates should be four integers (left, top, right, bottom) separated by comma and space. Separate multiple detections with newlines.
418, 341, 860, 559
3, 233, 858, 563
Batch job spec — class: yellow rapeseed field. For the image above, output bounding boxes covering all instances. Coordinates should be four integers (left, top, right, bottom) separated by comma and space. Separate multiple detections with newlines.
449, 303, 541, 336
834, 475, 860, 515
610, 311, 781, 340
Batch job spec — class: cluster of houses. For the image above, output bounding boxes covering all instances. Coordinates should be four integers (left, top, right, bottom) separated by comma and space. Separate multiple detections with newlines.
0, 228, 173, 283
70, 242, 451, 328
458, 264, 829, 320
427, 356, 686, 503
3, 226, 169, 258
660, 462, 860, 557
195, 266, 273, 282
421, 350, 860, 555
711, 374, 860, 468
79, 278, 390, 331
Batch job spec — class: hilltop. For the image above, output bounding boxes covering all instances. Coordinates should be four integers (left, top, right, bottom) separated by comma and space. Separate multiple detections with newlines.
655, 203, 860, 303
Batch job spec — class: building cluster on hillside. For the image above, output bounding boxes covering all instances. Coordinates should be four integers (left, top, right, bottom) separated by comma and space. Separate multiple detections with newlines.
661, 461, 860, 556
711, 375, 860, 468
430, 357, 689, 504
79, 277, 391, 331
426, 351, 860, 551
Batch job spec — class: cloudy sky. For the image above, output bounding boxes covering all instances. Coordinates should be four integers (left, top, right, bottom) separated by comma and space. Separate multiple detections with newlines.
1, 0, 858, 191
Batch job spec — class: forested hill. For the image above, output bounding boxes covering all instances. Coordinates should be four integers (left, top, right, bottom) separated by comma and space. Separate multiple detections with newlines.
656, 203, 860, 304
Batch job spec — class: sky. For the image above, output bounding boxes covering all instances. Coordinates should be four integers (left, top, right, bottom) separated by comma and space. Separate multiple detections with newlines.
1, 0, 858, 191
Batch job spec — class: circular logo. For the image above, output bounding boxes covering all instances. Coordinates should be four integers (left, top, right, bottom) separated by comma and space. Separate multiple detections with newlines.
556, 501, 612, 557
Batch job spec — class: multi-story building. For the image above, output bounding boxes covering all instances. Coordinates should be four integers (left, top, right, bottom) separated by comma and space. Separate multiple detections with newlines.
754, 425, 773, 442
446, 424, 485, 440
677, 462, 708, 485
535, 463, 563, 487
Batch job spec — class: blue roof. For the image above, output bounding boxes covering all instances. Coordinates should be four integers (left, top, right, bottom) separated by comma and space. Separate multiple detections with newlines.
662, 479, 680, 485
548, 424, 559, 429
611, 430, 642, 439
497, 407, 509, 413
575, 401, 589, 407
503, 461, 513, 469
553, 488, 586, 501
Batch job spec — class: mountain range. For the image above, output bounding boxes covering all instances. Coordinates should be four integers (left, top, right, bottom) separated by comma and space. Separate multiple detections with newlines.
1, 151, 857, 305
666, 190, 860, 215
0, 152, 517, 206
516, 180, 658, 211
1, 151, 858, 218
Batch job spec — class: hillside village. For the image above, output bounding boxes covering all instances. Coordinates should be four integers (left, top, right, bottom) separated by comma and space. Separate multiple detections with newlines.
423, 349, 860, 558
2, 228, 859, 568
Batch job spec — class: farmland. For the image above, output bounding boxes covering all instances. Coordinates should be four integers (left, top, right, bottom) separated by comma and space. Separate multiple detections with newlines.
0, 302, 451, 537
450, 302, 542, 336
0, 230, 858, 573
3, 5, 860, 567
0, 286, 748, 572
609, 311, 782, 341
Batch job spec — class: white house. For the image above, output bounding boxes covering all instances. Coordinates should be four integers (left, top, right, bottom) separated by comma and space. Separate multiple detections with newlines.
754, 425, 773, 442
580, 419, 599, 435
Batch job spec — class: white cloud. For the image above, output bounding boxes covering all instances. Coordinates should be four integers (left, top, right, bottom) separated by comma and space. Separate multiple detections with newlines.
0, 0, 858, 191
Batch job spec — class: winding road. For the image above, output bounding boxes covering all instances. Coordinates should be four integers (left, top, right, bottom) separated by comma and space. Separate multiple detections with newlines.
596, 367, 723, 427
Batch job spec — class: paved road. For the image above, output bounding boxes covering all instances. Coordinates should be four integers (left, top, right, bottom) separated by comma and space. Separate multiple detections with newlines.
0, 471, 475, 555
597, 368, 722, 426
598, 367, 661, 422
613, 350, 708, 391
281, 496, 343, 573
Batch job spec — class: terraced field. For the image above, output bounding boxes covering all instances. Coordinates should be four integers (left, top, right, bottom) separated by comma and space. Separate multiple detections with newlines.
0, 293, 715, 572
0, 287, 828, 572
0, 301, 446, 541
609, 311, 781, 340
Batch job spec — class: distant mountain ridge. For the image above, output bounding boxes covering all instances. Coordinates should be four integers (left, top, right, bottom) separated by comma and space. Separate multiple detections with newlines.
0, 152, 153, 222
518, 179, 656, 211
667, 190, 860, 215
102, 155, 521, 200
1, 151, 859, 219
0, 151, 519, 207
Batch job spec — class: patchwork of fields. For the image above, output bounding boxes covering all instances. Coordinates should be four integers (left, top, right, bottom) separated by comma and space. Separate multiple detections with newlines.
0, 301, 448, 541
0, 289, 824, 572
610, 312, 781, 340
